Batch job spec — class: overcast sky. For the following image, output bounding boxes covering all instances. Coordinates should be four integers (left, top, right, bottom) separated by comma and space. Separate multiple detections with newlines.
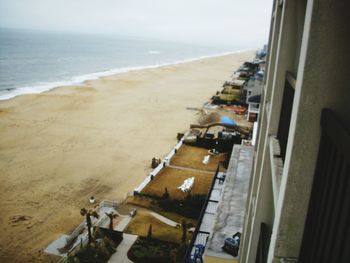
0, 0, 272, 47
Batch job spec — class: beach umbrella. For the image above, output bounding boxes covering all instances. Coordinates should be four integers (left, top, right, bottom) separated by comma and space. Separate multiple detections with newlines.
220, 116, 237, 126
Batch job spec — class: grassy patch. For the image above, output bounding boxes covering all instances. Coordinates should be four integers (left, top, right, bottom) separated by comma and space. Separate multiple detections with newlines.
124, 197, 198, 226
157, 193, 206, 219
142, 167, 213, 200
124, 211, 191, 244
170, 144, 227, 171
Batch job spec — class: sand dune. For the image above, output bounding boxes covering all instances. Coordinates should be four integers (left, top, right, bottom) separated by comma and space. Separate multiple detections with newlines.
0, 51, 254, 262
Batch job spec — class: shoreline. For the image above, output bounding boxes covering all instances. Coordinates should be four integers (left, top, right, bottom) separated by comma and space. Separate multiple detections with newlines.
0, 49, 254, 101
0, 50, 254, 262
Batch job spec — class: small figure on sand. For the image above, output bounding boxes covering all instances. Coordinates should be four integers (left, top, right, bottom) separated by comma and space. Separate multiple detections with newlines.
151, 157, 161, 168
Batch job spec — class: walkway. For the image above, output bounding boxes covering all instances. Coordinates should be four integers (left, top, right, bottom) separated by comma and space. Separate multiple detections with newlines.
107, 234, 138, 263
167, 164, 214, 174
149, 211, 178, 227
114, 215, 132, 232
205, 145, 253, 260
188, 172, 226, 260
186, 145, 254, 262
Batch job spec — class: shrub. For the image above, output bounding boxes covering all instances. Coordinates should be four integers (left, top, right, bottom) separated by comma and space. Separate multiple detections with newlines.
65, 235, 118, 263
128, 237, 181, 263
147, 224, 153, 241
103, 237, 116, 254
176, 244, 188, 262
158, 194, 206, 219
94, 244, 110, 261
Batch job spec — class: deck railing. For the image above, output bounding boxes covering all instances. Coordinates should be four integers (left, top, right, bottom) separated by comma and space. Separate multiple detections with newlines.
183, 164, 220, 262
276, 72, 295, 162
248, 103, 260, 113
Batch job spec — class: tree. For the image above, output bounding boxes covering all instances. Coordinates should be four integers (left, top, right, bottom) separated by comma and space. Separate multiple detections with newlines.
180, 220, 194, 244
80, 208, 99, 244
162, 187, 170, 199
181, 220, 188, 243
105, 212, 118, 232
147, 224, 153, 241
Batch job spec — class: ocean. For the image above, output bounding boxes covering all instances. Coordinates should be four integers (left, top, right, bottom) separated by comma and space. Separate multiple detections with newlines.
0, 28, 242, 100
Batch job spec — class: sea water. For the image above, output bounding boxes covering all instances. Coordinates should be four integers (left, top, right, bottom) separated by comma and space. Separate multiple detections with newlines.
0, 28, 242, 100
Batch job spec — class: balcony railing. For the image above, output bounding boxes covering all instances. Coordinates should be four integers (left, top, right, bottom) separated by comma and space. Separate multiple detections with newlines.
255, 223, 271, 263
299, 109, 350, 263
184, 165, 220, 262
276, 72, 295, 162
248, 103, 260, 113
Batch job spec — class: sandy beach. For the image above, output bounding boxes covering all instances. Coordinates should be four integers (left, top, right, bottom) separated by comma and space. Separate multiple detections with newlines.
0, 51, 254, 262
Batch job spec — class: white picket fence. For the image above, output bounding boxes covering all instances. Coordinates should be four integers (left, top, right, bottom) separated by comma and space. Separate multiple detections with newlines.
133, 136, 186, 194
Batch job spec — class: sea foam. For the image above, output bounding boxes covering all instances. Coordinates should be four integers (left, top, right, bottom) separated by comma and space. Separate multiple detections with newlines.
0, 49, 251, 101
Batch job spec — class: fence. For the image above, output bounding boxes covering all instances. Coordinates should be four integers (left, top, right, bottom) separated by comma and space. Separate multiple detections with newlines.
134, 136, 185, 193
65, 221, 86, 247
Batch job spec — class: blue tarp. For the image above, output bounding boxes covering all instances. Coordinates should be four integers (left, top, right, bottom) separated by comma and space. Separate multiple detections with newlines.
220, 116, 237, 126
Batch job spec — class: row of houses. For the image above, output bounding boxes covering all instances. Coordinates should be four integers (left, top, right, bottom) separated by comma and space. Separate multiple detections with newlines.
183, 50, 269, 263
211, 48, 267, 123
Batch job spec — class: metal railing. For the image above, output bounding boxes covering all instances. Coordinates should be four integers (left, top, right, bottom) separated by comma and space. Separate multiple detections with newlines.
183, 164, 220, 262
255, 223, 271, 263
276, 72, 295, 162
299, 109, 350, 263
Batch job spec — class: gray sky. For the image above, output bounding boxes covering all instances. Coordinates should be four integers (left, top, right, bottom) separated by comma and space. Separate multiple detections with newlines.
0, 0, 272, 47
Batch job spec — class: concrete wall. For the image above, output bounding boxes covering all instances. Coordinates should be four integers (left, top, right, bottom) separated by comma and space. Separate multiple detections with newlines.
240, 0, 350, 262
268, 0, 350, 261
239, 0, 281, 261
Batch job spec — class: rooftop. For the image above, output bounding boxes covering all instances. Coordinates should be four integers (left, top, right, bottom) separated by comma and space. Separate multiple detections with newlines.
186, 145, 253, 262
204, 145, 253, 261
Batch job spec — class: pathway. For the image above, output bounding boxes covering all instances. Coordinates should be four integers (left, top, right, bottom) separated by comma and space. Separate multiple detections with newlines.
149, 211, 178, 227
167, 164, 214, 174
114, 216, 132, 232
107, 234, 138, 263
205, 145, 254, 259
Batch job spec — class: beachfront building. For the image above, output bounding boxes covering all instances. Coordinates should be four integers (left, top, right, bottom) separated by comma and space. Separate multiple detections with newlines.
246, 95, 260, 122
239, 0, 350, 263
244, 76, 263, 104
242, 49, 265, 122
245, 76, 263, 122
